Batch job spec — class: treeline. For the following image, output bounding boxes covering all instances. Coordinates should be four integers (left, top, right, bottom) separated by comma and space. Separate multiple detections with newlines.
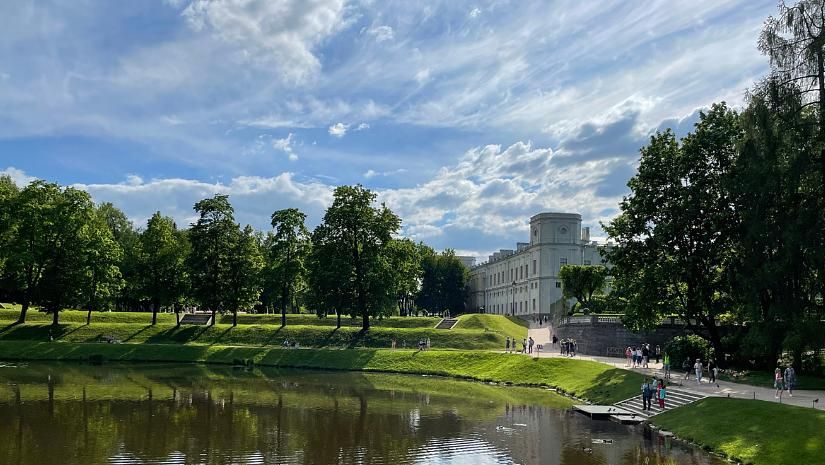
0, 182, 469, 329
602, 1, 825, 371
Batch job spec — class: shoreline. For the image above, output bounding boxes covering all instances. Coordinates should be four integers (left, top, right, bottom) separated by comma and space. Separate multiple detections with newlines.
0, 340, 820, 465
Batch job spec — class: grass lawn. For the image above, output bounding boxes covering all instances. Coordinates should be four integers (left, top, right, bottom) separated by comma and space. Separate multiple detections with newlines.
454, 314, 529, 342
719, 370, 825, 390
0, 321, 506, 350
655, 397, 825, 465
0, 341, 643, 404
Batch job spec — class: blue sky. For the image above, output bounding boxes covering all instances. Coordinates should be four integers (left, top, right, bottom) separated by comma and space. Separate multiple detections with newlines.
0, 0, 775, 258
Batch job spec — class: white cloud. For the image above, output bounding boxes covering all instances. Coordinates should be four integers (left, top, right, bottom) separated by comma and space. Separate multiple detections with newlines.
0, 167, 36, 187
414, 68, 431, 84
469, 7, 481, 18
356, 122, 370, 130
328, 122, 349, 137
179, 0, 350, 83
272, 133, 298, 161
366, 25, 394, 42
363, 168, 406, 178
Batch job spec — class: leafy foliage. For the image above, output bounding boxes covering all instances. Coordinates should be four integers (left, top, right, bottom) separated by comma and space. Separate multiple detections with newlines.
558, 265, 607, 313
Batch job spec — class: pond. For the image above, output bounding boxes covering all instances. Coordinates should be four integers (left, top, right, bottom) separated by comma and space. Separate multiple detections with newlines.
0, 363, 723, 465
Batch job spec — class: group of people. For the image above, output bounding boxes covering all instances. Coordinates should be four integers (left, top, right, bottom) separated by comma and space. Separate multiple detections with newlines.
504, 336, 536, 354
774, 365, 797, 398
625, 344, 661, 369
559, 338, 577, 357
682, 358, 718, 385
641, 377, 668, 411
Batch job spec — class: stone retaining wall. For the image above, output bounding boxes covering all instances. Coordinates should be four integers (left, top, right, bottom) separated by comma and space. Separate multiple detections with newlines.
552, 321, 690, 357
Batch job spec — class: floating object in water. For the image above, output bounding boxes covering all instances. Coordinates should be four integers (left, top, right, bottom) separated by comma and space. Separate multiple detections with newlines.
592, 439, 614, 444
513, 423, 527, 427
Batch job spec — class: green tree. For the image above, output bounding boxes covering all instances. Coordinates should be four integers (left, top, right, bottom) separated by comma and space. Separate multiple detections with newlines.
82, 208, 124, 324
269, 208, 311, 327
188, 195, 237, 325
416, 249, 468, 316
558, 265, 607, 313
96, 202, 140, 312
311, 185, 401, 330
384, 238, 423, 316
139, 212, 189, 325
0, 175, 20, 299
224, 225, 264, 326
729, 81, 825, 368
603, 103, 741, 354
760, 0, 825, 180
307, 223, 352, 328
36, 187, 98, 326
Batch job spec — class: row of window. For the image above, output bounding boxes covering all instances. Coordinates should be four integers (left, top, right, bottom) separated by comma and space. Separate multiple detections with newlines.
490, 298, 537, 314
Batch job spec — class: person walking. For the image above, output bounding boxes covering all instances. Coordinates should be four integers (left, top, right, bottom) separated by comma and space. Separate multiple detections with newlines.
662, 352, 671, 379
658, 381, 667, 410
642, 344, 650, 368
523, 338, 528, 354
641, 378, 653, 411
694, 358, 703, 385
784, 365, 796, 397
625, 346, 632, 367
708, 359, 717, 383
505, 337, 510, 354
655, 345, 662, 364
528, 337, 534, 354
682, 358, 691, 380
774, 367, 784, 398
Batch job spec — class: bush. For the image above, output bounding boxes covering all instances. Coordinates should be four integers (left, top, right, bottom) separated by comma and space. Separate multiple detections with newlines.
665, 334, 714, 367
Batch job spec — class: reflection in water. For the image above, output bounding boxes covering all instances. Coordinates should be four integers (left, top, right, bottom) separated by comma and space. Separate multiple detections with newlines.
0, 363, 723, 465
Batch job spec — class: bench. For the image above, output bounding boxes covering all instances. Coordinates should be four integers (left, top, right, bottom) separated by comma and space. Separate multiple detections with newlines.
606, 346, 624, 357
99, 335, 121, 344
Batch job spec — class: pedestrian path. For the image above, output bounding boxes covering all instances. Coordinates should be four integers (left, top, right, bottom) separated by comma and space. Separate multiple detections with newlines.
613, 388, 706, 419
434, 318, 458, 329
525, 321, 825, 410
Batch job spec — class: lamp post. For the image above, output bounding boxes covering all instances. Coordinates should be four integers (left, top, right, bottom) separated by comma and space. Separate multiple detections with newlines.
511, 280, 516, 316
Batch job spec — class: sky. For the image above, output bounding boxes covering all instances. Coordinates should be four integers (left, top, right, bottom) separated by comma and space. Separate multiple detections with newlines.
0, 0, 777, 260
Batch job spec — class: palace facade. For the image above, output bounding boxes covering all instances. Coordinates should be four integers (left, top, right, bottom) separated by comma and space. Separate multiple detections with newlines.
467, 212, 610, 316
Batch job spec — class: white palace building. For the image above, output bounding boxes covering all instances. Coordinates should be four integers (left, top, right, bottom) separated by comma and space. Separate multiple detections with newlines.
467, 212, 610, 317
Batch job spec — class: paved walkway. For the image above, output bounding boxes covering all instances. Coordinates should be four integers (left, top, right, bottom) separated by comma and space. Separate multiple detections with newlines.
526, 323, 825, 409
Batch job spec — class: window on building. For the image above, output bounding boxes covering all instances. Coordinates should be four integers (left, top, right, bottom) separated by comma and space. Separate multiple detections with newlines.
510, 269, 513, 281
560, 257, 568, 266
532, 299, 536, 311
532, 260, 536, 275
555, 281, 561, 288
584, 259, 591, 265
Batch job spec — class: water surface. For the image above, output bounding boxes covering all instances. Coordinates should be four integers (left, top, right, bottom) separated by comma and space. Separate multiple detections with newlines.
0, 363, 723, 465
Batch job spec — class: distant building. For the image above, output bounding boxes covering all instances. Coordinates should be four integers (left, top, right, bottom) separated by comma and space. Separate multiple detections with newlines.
456, 255, 476, 268
467, 212, 611, 316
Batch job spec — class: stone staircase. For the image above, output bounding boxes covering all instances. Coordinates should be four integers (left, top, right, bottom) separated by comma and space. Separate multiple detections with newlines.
434, 318, 458, 330
612, 388, 707, 419
179, 313, 213, 325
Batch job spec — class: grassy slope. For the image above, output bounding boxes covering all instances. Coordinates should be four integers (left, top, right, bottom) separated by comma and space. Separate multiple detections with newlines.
0, 321, 504, 350
718, 370, 825, 390
0, 308, 438, 328
0, 341, 643, 404
454, 314, 529, 342
655, 397, 825, 465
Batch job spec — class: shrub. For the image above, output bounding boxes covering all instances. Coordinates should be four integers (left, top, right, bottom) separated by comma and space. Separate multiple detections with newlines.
665, 334, 714, 366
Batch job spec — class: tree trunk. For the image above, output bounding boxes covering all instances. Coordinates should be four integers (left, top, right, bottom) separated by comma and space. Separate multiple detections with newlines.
175, 306, 181, 327
817, 49, 825, 183
210, 308, 216, 326
152, 300, 159, 326
336, 309, 341, 329
86, 308, 92, 326
18, 296, 30, 324
51, 310, 59, 326
232, 309, 237, 327
281, 287, 287, 328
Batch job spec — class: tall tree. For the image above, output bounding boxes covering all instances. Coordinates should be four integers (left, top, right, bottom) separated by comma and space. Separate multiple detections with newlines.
269, 208, 311, 327
83, 208, 124, 324
760, 0, 825, 180
188, 195, 237, 325
730, 81, 825, 367
224, 225, 264, 326
97, 202, 140, 312
603, 103, 741, 354
307, 223, 352, 328
139, 212, 189, 325
312, 185, 401, 330
37, 187, 98, 326
558, 265, 607, 312
0, 175, 20, 300
416, 249, 468, 316
384, 238, 423, 316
